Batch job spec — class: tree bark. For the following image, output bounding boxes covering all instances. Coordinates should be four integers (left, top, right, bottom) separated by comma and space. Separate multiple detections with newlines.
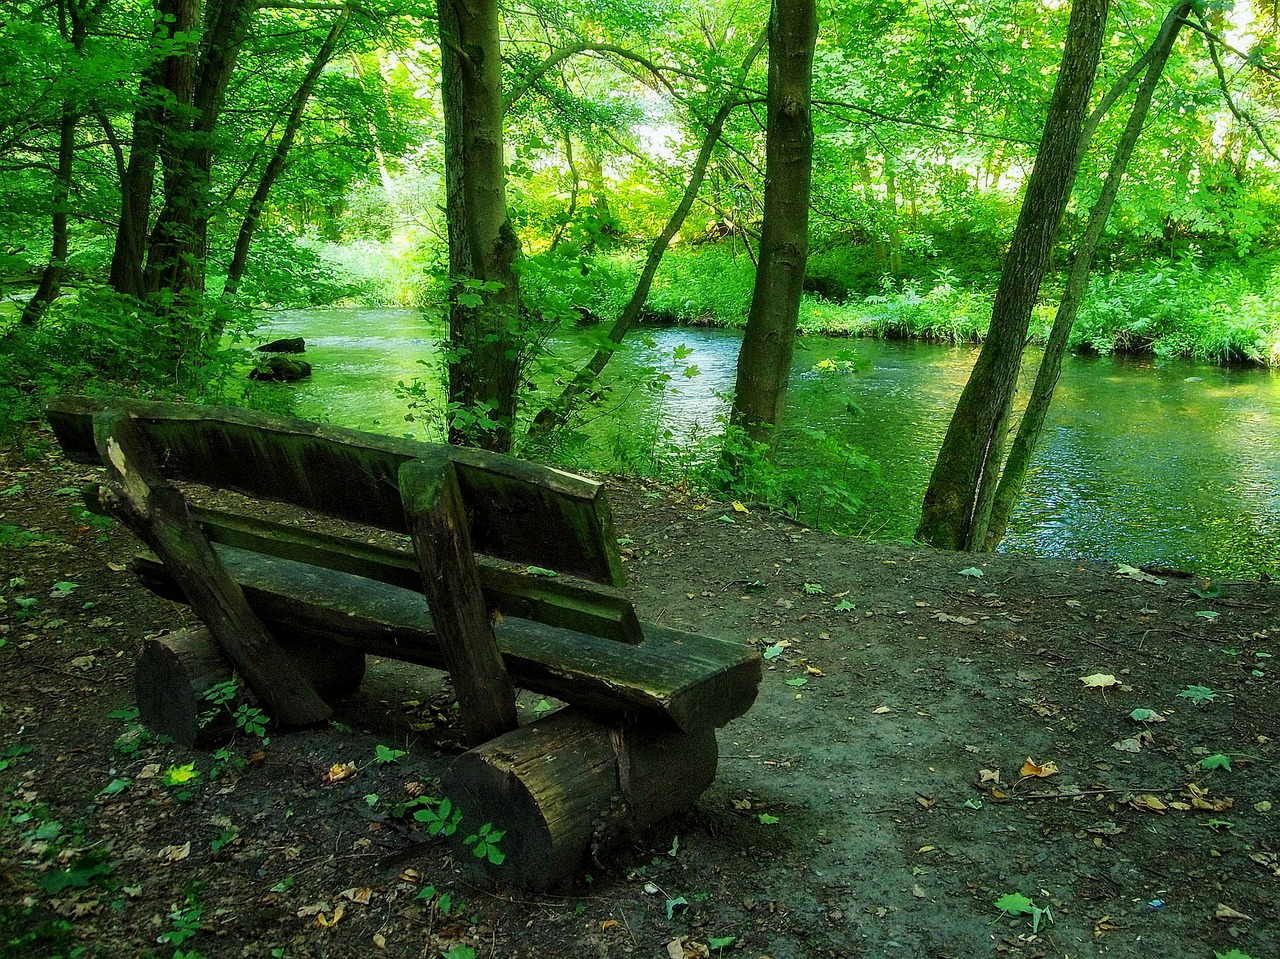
222, 10, 350, 301
109, 0, 199, 297
728, 0, 816, 445
144, 0, 255, 345
438, 0, 522, 452
984, 0, 1191, 549
916, 0, 1111, 551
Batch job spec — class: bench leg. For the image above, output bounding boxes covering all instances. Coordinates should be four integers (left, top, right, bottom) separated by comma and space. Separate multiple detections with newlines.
442, 709, 718, 891
134, 628, 366, 747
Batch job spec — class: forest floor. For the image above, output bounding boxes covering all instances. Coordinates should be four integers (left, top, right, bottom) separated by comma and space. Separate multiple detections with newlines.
1, 435, 1278, 959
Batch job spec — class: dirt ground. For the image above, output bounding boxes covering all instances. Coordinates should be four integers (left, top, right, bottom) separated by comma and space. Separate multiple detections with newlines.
2, 434, 1278, 959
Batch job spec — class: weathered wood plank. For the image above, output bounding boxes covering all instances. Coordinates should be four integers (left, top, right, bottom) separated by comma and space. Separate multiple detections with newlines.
131, 547, 762, 733
400, 454, 518, 746
91, 411, 332, 727
135, 499, 643, 644
46, 395, 625, 585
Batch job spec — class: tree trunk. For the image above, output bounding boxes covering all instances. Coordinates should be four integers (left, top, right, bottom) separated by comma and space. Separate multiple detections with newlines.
915, 0, 1111, 552
527, 31, 767, 438
109, 0, 198, 297
728, 0, 816, 445
21, 109, 77, 326
984, 1, 1191, 549
144, 0, 254, 350
22, 0, 93, 325
222, 10, 350, 301
438, 0, 522, 452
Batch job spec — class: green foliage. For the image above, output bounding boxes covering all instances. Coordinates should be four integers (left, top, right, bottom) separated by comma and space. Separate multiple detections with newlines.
463, 822, 507, 866
1179, 685, 1218, 706
410, 796, 463, 838
374, 744, 408, 764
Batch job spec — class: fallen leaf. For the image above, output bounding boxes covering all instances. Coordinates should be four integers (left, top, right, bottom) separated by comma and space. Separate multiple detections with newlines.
1128, 794, 1168, 814
1020, 758, 1060, 778
872, 706, 892, 714
372, 932, 386, 949
297, 903, 330, 917
601, 919, 618, 931
957, 567, 984, 578
1214, 903, 1251, 922
912, 884, 926, 898
732, 501, 749, 513
932, 612, 978, 625
340, 887, 373, 904
1080, 673, 1118, 688
157, 842, 190, 863
979, 768, 1001, 784
323, 762, 357, 784
1112, 738, 1144, 753
916, 796, 936, 809
916, 845, 936, 854
1115, 564, 1166, 585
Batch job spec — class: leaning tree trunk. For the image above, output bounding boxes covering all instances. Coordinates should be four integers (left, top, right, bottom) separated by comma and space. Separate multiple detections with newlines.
915, 0, 1111, 552
729, 0, 816, 445
438, 0, 522, 452
527, 32, 767, 438
21, 109, 78, 326
222, 10, 350, 302
984, 0, 1191, 549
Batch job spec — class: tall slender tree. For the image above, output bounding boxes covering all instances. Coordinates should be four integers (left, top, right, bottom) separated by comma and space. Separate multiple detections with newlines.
729, 0, 817, 445
916, 0, 1111, 551
437, 0, 521, 451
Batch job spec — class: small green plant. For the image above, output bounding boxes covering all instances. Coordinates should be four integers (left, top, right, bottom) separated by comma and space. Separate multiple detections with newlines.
0, 743, 33, 773
464, 823, 507, 865
1216, 949, 1260, 959
416, 885, 458, 915
994, 892, 1053, 933
374, 744, 408, 765
160, 889, 205, 947
410, 796, 463, 837
1179, 685, 1218, 706
269, 876, 295, 894
1200, 754, 1233, 771
801, 582, 824, 594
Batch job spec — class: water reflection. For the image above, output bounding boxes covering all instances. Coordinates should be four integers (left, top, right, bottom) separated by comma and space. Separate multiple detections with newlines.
256, 309, 1280, 574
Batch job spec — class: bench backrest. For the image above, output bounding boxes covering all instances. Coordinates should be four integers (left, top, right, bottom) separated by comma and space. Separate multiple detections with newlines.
45, 395, 626, 587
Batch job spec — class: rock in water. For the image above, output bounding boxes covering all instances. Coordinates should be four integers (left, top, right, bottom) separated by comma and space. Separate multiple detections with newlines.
256, 336, 306, 353
249, 357, 312, 381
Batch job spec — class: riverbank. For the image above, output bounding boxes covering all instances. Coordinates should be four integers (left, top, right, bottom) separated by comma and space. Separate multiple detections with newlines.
2, 437, 1278, 959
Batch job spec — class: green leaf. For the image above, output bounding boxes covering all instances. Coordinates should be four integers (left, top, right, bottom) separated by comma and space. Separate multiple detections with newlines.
708, 935, 737, 952
957, 567, 984, 578
994, 892, 1036, 916
665, 896, 689, 919
717, 515, 736, 524
802, 582, 824, 594
99, 777, 131, 796
834, 599, 856, 611
1178, 684, 1217, 705
49, 581, 80, 597
1128, 708, 1158, 722
757, 813, 779, 825
1200, 754, 1232, 771
762, 644, 785, 661
784, 677, 808, 687
525, 566, 558, 577
374, 744, 407, 764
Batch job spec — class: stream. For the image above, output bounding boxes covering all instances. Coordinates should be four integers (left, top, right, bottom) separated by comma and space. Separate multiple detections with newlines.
256, 308, 1280, 575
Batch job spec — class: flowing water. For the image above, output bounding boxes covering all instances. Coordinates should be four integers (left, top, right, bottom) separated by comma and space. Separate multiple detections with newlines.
257, 308, 1280, 575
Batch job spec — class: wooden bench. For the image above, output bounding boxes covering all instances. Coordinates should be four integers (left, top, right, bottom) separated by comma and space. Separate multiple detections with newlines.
45, 395, 761, 890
